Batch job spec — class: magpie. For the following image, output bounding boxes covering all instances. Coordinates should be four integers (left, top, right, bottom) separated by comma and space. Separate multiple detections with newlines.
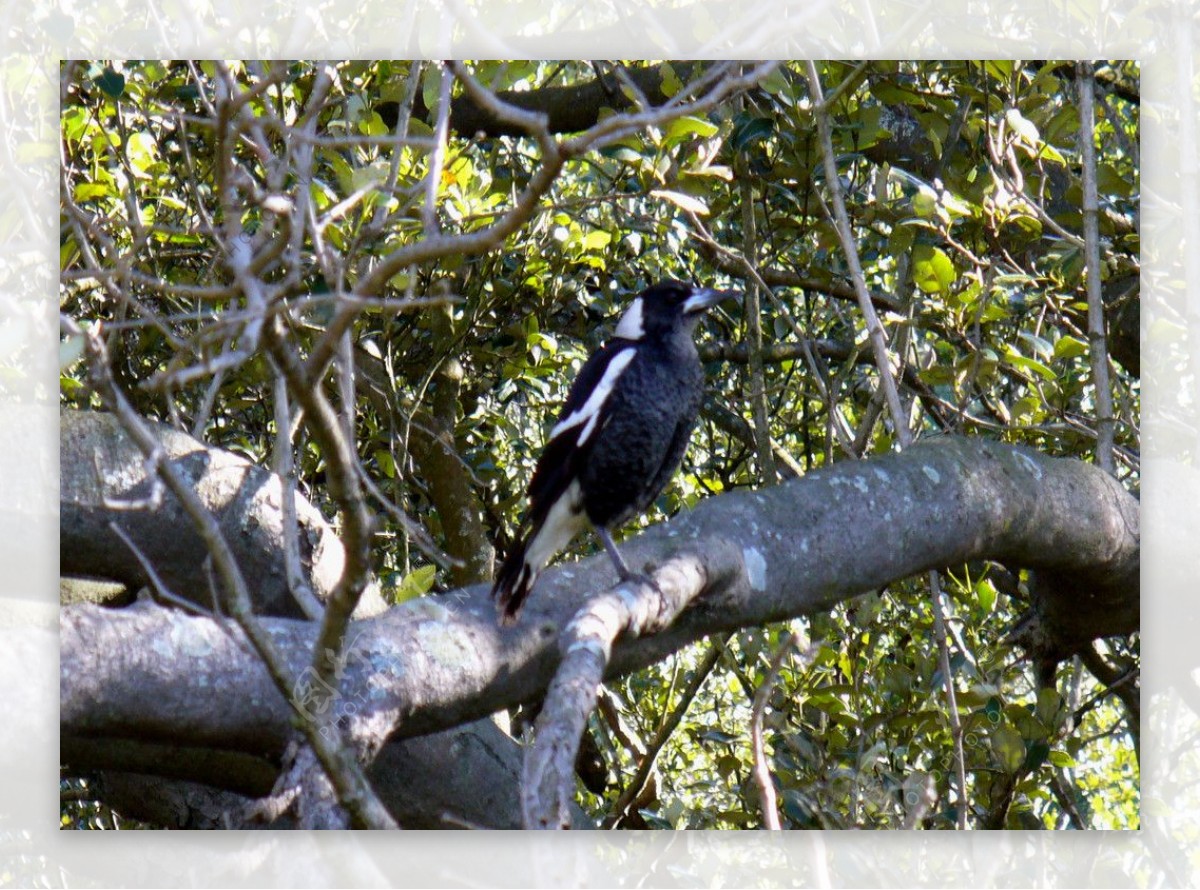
492, 279, 739, 625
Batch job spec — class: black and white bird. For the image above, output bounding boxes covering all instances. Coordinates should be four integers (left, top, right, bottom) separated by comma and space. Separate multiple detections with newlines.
492, 279, 739, 625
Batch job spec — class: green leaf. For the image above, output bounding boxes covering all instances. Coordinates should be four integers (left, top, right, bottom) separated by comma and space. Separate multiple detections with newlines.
664, 114, 718, 148
96, 66, 125, 99
681, 164, 733, 181
393, 565, 437, 603
1003, 347, 1057, 381
716, 754, 742, 778
912, 188, 938, 219
1036, 687, 1065, 728
990, 725, 1025, 773
1023, 740, 1051, 772
374, 449, 397, 479
984, 60, 1014, 81
1098, 163, 1134, 198
984, 696, 1004, 724
1049, 750, 1077, 768
1007, 213, 1043, 241
1005, 108, 1040, 147
976, 577, 997, 611
1017, 330, 1053, 361
582, 230, 612, 251
659, 63, 683, 98
939, 190, 974, 218
62, 106, 90, 143
73, 183, 110, 202
125, 131, 158, 177
912, 245, 956, 294
731, 114, 774, 152
651, 188, 709, 216
1037, 142, 1067, 166
1054, 335, 1088, 360
358, 111, 389, 137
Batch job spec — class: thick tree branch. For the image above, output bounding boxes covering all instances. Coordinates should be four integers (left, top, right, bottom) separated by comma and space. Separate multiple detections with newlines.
60, 409, 387, 619
69, 322, 397, 829
381, 61, 721, 138
521, 547, 736, 828
62, 438, 1139, 809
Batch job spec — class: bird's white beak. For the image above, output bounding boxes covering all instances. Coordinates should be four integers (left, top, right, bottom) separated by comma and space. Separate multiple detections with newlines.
683, 287, 741, 315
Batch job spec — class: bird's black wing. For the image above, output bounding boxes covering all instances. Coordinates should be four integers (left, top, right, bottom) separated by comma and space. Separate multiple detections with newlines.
525, 339, 637, 525
493, 339, 638, 623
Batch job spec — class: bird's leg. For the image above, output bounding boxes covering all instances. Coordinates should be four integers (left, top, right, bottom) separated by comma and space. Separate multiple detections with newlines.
597, 527, 660, 591
597, 526, 633, 578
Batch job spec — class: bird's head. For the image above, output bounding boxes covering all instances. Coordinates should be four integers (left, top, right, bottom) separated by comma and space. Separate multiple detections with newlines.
614, 280, 741, 341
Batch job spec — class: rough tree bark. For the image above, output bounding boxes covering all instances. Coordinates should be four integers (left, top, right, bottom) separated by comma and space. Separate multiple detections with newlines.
61, 432, 1139, 828
59, 408, 576, 829
60, 409, 386, 619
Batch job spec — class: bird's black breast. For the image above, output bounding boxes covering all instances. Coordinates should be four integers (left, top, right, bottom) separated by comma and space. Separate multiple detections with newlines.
577, 336, 704, 528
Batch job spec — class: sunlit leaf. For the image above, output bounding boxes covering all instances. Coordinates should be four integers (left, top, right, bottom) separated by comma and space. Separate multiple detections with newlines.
651, 188, 709, 216
912, 245, 956, 294
1053, 335, 1088, 360
664, 114, 718, 147
393, 565, 437, 603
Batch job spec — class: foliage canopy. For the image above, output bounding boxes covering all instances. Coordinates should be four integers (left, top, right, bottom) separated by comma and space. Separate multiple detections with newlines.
60, 59, 1140, 831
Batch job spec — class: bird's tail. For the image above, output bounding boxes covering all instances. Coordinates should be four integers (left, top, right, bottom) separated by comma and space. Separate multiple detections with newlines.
492, 488, 588, 624
492, 536, 538, 626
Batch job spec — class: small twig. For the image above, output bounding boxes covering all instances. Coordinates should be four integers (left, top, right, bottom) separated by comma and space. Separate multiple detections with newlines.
1073, 663, 1139, 724
805, 62, 911, 448
271, 373, 325, 621
611, 64, 653, 113
108, 521, 209, 616
368, 60, 427, 237
1077, 61, 1117, 477
750, 632, 799, 829
189, 369, 226, 439
1049, 769, 1088, 829
423, 62, 453, 237
734, 124, 779, 486
605, 633, 729, 826
929, 572, 969, 830
355, 463, 457, 571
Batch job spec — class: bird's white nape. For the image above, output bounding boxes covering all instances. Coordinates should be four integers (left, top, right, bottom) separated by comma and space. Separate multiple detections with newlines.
615, 297, 646, 340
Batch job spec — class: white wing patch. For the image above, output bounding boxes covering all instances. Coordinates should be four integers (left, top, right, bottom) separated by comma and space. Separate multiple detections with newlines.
614, 297, 645, 340
550, 347, 635, 446
524, 479, 587, 571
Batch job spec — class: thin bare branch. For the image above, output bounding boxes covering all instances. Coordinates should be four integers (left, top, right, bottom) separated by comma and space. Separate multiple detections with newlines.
1077, 61, 1117, 476
805, 62, 911, 448
605, 633, 729, 826
69, 315, 396, 830
929, 571, 969, 830
522, 544, 741, 829
750, 632, 796, 830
